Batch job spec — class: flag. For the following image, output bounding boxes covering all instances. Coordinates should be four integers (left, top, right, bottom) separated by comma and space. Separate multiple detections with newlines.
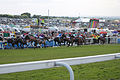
41, 19, 45, 23
24, 26, 30, 28
36, 19, 38, 25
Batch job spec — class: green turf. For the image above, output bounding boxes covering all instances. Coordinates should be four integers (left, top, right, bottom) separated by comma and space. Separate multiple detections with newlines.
0, 44, 120, 80
0, 44, 120, 64
0, 59, 120, 80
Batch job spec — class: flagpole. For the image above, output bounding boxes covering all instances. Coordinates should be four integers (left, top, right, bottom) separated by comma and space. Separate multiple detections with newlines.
48, 9, 49, 27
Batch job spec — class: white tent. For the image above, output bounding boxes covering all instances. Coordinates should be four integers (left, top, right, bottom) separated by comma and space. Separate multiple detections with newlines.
75, 18, 90, 23
22, 28, 31, 32
48, 27, 58, 31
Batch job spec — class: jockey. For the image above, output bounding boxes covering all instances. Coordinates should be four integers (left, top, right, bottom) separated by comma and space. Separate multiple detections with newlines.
21, 34, 24, 39
34, 34, 37, 38
0, 36, 3, 41
58, 33, 62, 37
40, 34, 44, 37
66, 34, 70, 38
11, 35, 14, 39
56, 33, 61, 37
79, 34, 83, 38
97, 34, 100, 39
62, 33, 66, 37
56, 35, 60, 37
100, 34, 103, 37
73, 33, 76, 37
35, 33, 38, 38
39, 35, 43, 39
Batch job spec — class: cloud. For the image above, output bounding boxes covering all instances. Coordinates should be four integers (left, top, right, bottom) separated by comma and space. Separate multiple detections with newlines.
0, 0, 120, 16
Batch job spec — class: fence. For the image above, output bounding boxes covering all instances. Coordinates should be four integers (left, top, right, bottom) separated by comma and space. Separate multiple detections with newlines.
0, 53, 120, 80
0, 37, 120, 49
0, 40, 56, 49
85, 37, 120, 44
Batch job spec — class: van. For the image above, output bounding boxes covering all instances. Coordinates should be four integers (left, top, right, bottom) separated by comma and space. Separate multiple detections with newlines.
0, 28, 4, 32
13, 28, 21, 33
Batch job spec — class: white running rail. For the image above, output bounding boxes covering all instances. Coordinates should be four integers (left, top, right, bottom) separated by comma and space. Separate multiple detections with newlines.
0, 53, 120, 80
0, 53, 120, 74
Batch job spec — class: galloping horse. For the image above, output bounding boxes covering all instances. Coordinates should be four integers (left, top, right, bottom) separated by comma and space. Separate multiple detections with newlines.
0, 36, 3, 41
54, 37, 63, 46
74, 36, 84, 46
24, 35, 47, 48
82, 35, 86, 45
99, 36, 106, 44
61, 34, 67, 46
7, 36, 28, 49
24, 35, 37, 48
7, 38, 15, 49
16, 37, 28, 48
65, 35, 75, 47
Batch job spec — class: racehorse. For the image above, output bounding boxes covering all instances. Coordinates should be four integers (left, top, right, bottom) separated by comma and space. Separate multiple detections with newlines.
54, 37, 62, 46
24, 35, 37, 48
16, 37, 29, 49
54, 34, 75, 47
65, 35, 75, 47
6, 35, 29, 49
37, 38, 46, 48
7, 38, 15, 49
82, 35, 86, 45
74, 37, 84, 46
0, 36, 3, 41
61, 34, 67, 46
99, 36, 106, 44
24, 35, 47, 48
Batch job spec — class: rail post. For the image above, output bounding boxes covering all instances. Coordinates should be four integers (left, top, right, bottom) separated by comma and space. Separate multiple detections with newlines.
55, 62, 74, 80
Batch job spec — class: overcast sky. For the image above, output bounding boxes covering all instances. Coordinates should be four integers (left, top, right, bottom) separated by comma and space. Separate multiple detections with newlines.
0, 0, 120, 17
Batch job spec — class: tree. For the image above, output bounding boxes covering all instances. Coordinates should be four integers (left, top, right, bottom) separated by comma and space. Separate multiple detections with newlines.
21, 15, 29, 18
0, 14, 14, 18
32, 15, 41, 18
7, 14, 14, 18
21, 12, 31, 18
14, 15, 22, 18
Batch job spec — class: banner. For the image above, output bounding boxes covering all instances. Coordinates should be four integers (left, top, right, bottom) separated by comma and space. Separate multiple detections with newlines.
89, 19, 99, 28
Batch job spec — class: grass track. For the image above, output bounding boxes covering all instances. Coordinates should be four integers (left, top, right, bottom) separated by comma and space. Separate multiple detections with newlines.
0, 44, 120, 80
0, 44, 120, 64
0, 59, 120, 80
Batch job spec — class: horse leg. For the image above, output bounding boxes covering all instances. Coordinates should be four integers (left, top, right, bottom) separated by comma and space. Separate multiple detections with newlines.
34, 43, 37, 49
76, 39, 79, 46
17, 43, 20, 49
103, 40, 105, 44
19, 42, 22, 49
7, 43, 10, 49
77, 42, 79, 46
38, 43, 41, 48
44, 43, 46, 48
67, 42, 70, 47
101, 40, 103, 45
64, 40, 66, 46
18, 43, 22, 49
25, 42, 28, 48
55, 41, 58, 46
58, 42, 61, 46
84, 40, 86, 45
78, 41, 81, 47
69, 42, 71, 46
66, 41, 69, 46
31, 41, 34, 47
71, 42, 73, 46
8, 43, 11, 49
12, 43, 15, 49
21, 43, 24, 49
54, 40, 56, 46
